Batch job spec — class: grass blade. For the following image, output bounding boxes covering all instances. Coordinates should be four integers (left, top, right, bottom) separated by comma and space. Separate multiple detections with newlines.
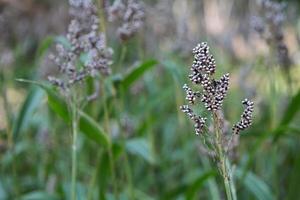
125, 138, 155, 164
79, 110, 110, 149
12, 87, 44, 140
120, 60, 158, 91
273, 88, 300, 141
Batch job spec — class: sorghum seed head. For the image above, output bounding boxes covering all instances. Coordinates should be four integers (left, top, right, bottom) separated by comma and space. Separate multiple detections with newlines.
191, 42, 216, 75
107, 0, 145, 41
181, 42, 231, 134
180, 105, 206, 135
232, 99, 254, 134
48, 0, 113, 91
183, 84, 200, 104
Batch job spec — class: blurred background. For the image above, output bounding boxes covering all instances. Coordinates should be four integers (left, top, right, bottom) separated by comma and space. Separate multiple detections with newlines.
1, 0, 300, 199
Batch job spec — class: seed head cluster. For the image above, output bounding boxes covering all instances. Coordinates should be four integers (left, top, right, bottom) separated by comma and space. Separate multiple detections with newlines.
180, 105, 206, 135
182, 84, 200, 104
181, 42, 254, 136
180, 42, 230, 135
108, 0, 145, 41
189, 42, 229, 111
232, 99, 254, 135
48, 0, 113, 91
252, 0, 291, 69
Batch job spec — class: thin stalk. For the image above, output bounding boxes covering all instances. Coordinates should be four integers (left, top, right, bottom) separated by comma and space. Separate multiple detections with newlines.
101, 82, 119, 199
71, 95, 78, 200
118, 45, 127, 70
115, 88, 135, 199
97, 0, 107, 35
213, 112, 234, 200
268, 67, 277, 129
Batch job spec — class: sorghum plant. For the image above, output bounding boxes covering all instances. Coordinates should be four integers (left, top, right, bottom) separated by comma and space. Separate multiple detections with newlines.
252, 0, 291, 70
107, 0, 145, 41
48, 0, 112, 199
180, 42, 254, 200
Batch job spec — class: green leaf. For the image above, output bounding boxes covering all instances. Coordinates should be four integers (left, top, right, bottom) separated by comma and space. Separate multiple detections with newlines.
273, 89, 300, 141
236, 168, 275, 200
79, 110, 110, 149
12, 87, 44, 140
43, 86, 70, 122
125, 138, 155, 164
16, 79, 70, 122
120, 60, 158, 91
16, 79, 110, 148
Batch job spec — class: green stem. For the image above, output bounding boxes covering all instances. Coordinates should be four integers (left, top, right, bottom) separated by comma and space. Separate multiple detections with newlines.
213, 112, 234, 200
120, 129, 134, 199
118, 45, 127, 70
116, 88, 135, 198
71, 99, 78, 200
97, 0, 107, 36
101, 82, 119, 199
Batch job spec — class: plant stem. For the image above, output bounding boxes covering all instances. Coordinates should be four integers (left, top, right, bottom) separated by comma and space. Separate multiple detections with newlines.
71, 98, 78, 200
213, 112, 234, 200
115, 88, 135, 198
101, 82, 119, 199
97, 0, 107, 36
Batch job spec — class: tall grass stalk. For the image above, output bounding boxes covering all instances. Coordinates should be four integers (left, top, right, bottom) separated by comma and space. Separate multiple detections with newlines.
213, 112, 235, 200
70, 91, 79, 200
115, 87, 135, 199
101, 81, 119, 199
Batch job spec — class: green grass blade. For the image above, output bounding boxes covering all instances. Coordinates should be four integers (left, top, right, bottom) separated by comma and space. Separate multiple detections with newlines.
121, 60, 158, 91
16, 79, 70, 122
12, 87, 44, 140
79, 110, 110, 149
125, 138, 155, 164
273, 88, 300, 141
